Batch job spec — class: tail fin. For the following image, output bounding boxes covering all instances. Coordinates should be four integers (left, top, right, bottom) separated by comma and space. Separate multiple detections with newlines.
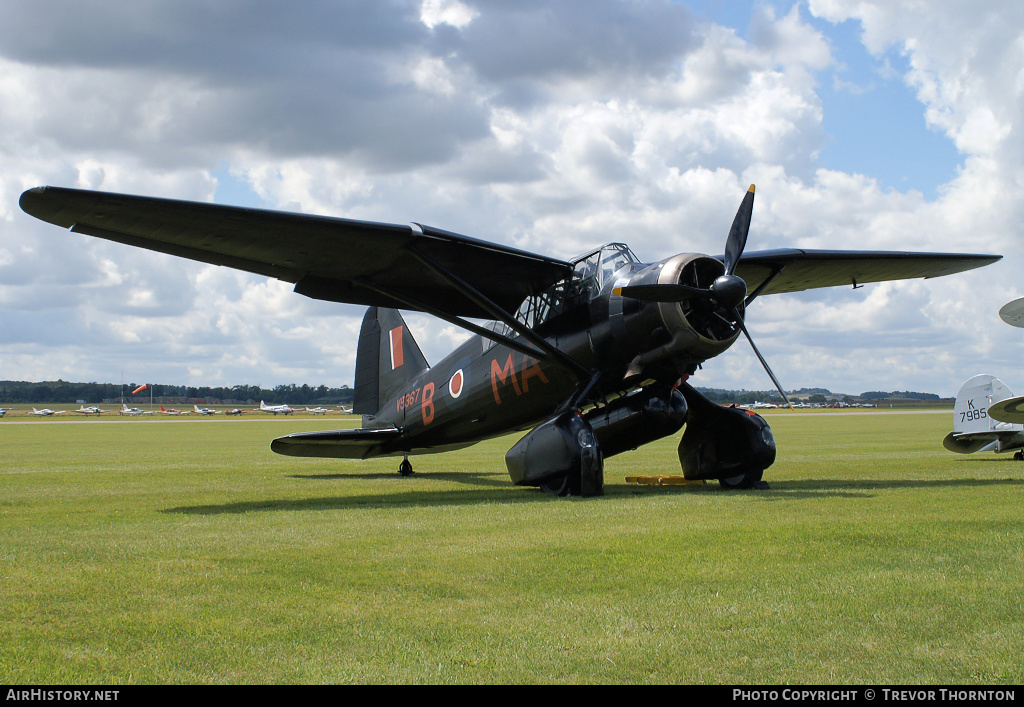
952, 374, 1013, 434
353, 307, 429, 415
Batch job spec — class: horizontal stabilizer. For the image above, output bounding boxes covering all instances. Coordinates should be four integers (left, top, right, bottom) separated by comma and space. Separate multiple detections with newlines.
942, 430, 1024, 455
942, 431, 1001, 454
271, 427, 402, 459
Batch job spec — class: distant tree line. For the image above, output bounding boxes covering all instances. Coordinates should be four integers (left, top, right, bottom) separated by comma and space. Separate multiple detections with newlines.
0, 380, 354, 405
696, 387, 943, 404
859, 390, 941, 401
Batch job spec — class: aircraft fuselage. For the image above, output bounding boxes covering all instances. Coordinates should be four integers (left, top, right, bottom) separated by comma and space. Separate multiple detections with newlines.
362, 248, 742, 456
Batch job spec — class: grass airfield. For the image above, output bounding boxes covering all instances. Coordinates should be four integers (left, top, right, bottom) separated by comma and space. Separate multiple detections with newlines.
1, 409, 1022, 684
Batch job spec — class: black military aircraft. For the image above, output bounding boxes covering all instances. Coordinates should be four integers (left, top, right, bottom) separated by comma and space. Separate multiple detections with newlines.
20, 185, 1000, 496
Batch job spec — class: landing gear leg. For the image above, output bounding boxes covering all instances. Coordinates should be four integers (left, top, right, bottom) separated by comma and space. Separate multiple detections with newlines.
398, 455, 414, 477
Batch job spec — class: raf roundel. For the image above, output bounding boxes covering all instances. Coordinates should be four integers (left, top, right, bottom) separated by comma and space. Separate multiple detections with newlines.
449, 369, 464, 399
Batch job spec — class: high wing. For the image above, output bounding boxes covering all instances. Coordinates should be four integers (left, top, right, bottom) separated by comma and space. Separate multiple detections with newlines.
19, 186, 572, 320
1000, 297, 1024, 328
735, 249, 1001, 297
989, 396, 1024, 424
21, 187, 1000, 319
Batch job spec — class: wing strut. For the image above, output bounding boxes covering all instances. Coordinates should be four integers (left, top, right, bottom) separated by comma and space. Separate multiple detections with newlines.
406, 246, 592, 380
743, 265, 785, 306
352, 277, 546, 359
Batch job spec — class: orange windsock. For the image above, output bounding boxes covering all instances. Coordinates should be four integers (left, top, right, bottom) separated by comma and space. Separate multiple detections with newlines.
132, 384, 148, 395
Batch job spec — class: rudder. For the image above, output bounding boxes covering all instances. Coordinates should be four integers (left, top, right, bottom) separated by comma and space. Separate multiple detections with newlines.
952, 374, 1011, 434
353, 307, 430, 415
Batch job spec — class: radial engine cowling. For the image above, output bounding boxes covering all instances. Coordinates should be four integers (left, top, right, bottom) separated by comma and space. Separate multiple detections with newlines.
617, 254, 745, 376
657, 253, 743, 350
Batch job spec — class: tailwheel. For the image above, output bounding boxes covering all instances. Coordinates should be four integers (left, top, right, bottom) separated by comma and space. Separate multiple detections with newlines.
1015, 451, 1023, 461
398, 457, 414, 477
718, 468, 768, 490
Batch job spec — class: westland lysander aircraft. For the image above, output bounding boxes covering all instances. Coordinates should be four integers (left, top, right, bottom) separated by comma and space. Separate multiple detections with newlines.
943, 374, 1024, 460
21, 185, 1000, 496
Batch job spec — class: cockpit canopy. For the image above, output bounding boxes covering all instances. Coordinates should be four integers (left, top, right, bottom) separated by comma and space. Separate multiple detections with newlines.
516, 243, 639, 329
568, 243, 638, 301
482, 243, 640, 347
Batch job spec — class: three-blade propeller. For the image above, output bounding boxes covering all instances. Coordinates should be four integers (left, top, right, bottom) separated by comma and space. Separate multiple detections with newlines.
614, 184, 793, 409
614, 185, 754, 308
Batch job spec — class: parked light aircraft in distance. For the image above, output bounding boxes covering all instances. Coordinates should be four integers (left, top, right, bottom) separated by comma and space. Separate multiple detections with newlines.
741, 401, 778, 410
0, 408, 9, 417
32, 407, 66, 416
73, 405, 108, 415
159, 405, 187, 415
260, 401, 296, 415
193, 405, 219, 415
20, 184, 1001, 496
225, 408, 243, 415
942, 374, 1024, 460
120, 403, 152, 416
305, 406, 332, 415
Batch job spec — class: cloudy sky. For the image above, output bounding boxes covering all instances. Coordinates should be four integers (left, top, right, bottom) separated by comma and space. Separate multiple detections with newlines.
1, 0, 1021, 397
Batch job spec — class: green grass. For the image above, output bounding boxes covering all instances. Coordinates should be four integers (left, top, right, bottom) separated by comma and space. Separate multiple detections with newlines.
1, 412, 1022, 684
